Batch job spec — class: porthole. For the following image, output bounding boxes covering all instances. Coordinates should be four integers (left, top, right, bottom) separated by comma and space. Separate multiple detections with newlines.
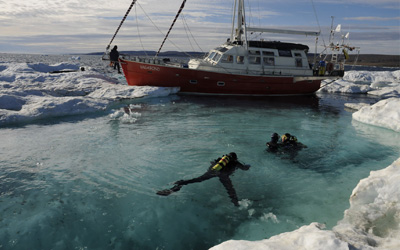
189, 80, 198, 84
217, 81, 225, 87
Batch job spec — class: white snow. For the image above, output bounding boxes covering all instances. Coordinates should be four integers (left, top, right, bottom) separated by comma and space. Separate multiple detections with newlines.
1, 60, 400, 249
0, 61, 179, 125
320, 70, 400, 133
352, 98, 400, 133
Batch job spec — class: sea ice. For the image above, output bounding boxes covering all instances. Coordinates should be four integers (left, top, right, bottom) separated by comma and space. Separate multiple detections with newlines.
0, 62, 178, 125
352, 98, 400, 132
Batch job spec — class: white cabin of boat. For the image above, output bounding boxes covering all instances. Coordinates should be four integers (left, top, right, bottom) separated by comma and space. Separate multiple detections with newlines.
188, 40, 313, 77
187, 0, 320, 77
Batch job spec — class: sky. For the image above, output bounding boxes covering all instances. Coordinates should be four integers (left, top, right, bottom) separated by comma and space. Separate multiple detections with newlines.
0, 0, 399, 55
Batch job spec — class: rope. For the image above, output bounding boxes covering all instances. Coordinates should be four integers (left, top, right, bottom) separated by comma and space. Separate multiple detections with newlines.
106, 0, 137, 50
136, 1, 190, 58
181, 14, 204, 53
181, 15, 196, 52
155, 0, 187, 57
310, 0, 326, 47
135, 4, 148, 56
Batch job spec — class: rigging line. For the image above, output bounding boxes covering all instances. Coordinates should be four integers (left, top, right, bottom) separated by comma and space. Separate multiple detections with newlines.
310, 0, 326, 47
156, 0, 187, 57
106, 0, 137, 50
137, 1, 191, 58
181, 14, 204, 53
181, 14, 196, 52
137, 2, 165, 36
134, 4, 148, 57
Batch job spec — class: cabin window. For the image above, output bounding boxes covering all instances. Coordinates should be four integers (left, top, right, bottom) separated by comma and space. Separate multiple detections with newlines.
221, 55, 234, 63
294, 52, 302, 57
249, 56, 261, 64
236, 56, 244, 64
263, 57, 275, 66
213, 53, 222, 62
249, 50, 261, 55
278, 50, 292, 57
215, 47, 228, 53
295, 58, 303, 67
207, 52, 216, 60
263, 51, 275, 56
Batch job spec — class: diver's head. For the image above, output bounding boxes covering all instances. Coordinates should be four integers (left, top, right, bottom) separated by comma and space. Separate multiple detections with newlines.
282, 133, 291, 143
271, 133, 279, 141
228, 152, 237, 160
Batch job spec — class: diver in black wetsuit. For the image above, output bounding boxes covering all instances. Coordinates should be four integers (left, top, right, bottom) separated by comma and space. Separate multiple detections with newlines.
266, 132, 307, 160
157, 152, 250, 206
266, 132, 280, 153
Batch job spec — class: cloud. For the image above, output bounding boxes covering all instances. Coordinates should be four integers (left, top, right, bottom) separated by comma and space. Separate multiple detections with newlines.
0, 0, 398, 55
312, 0, 399, 8
344, 16, 400, 21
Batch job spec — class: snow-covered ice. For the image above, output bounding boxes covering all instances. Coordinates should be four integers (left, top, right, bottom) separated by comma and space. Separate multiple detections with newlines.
0, 61, 179, 125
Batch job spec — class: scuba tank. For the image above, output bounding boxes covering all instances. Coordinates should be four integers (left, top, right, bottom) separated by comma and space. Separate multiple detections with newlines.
212, 155, 230, 171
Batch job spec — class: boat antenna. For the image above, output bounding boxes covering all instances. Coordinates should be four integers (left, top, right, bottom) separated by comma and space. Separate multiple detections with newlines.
106, 0, 137, 51
155, 0, 187, 57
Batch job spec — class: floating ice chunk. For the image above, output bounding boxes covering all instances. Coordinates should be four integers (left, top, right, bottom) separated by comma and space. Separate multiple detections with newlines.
320, 70, 400, 95
320, 78, 372, 94
28, 62, 80, 73
352, 98, 400, 132
238, 199, 253, 210
260, 212, 280, 224
344, 102, 370, 111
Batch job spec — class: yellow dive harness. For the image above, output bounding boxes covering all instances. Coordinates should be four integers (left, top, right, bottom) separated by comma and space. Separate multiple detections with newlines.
282, 134, 298, 143
212, 155, 230, 171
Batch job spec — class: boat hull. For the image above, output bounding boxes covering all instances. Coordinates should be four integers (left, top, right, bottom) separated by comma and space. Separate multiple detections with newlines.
120, 59, 322, 95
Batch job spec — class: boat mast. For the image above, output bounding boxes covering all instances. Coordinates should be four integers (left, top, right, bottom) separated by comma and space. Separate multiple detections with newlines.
235, 0, 247, 45
230, 0, 237, 41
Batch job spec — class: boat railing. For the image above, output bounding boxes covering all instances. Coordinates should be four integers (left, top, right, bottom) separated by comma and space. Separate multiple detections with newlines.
120, 55, 189, 68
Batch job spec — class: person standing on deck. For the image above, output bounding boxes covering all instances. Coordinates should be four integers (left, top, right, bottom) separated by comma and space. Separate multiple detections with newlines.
110, 45, 121, 73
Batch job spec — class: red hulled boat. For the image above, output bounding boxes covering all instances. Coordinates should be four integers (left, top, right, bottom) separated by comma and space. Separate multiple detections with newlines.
113, 0, 358, 95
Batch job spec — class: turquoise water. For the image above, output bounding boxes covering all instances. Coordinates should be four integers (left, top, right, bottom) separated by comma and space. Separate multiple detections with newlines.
1, 94, 399, 249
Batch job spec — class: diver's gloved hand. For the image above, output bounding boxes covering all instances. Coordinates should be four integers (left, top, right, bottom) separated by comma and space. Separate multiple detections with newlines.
243, 164, 251, 170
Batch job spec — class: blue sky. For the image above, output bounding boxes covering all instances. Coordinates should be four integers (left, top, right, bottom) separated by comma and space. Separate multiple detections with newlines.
0, 0, 399, 55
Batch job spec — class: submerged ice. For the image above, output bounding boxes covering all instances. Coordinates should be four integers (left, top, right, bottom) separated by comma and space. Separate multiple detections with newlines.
1, 54, 400, 249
